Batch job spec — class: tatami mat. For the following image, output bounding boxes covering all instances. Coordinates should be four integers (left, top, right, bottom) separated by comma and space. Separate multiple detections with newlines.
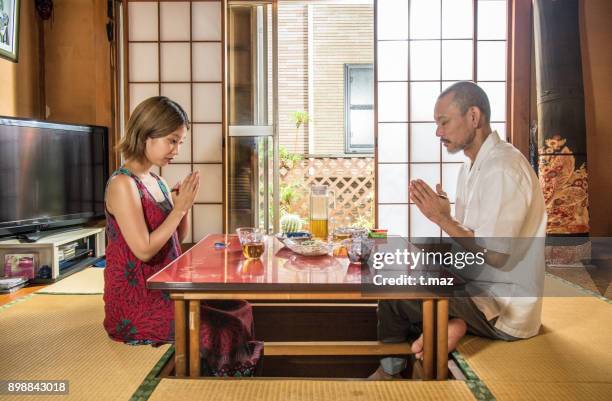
148, 379, 477, 401
456, 275, 612, 401
0, 294, 169, 401
458, 297, 612, 383
36, 267, 104, 294
485, 382, 612, 401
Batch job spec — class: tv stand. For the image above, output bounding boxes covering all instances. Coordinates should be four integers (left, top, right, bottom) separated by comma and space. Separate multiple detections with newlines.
16, 226, 84, 243
0, 227, 105, 283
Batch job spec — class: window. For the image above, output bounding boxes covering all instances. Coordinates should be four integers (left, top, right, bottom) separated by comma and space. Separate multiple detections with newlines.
345, 64, 374, 153
376, 0, 508, 238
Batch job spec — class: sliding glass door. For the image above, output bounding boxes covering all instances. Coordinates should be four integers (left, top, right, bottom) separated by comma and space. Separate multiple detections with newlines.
227, 1, 275, 232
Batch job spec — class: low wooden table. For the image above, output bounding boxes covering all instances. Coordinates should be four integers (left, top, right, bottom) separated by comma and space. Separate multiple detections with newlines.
147, 234, 455, 380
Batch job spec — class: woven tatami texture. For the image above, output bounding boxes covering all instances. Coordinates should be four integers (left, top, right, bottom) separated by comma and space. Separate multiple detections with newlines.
0, 294, 168, 401
148, 379, 477, 401
36, 268, 104, 294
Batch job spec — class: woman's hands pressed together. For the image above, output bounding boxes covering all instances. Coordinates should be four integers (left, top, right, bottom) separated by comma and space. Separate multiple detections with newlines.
172, 171, 201, 214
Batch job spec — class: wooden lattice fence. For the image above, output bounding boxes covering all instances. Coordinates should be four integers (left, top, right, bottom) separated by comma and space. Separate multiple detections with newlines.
280, 156, 374, 227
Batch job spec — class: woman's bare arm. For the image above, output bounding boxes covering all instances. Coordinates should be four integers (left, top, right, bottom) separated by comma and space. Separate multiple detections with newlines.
160, 176, 191, 243
106, 175, 187, 262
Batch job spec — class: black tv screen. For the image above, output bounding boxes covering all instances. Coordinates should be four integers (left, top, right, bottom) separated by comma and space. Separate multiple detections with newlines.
0, 117, 109, 237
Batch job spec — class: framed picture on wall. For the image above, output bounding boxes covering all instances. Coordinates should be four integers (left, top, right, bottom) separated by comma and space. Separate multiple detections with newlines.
0, 0, 19, 62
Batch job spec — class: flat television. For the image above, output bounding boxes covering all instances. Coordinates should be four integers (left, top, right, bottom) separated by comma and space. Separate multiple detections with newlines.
0, 117, 109, 240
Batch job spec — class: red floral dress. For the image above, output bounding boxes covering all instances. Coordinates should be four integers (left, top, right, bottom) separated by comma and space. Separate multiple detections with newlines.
103, 167, 262, 376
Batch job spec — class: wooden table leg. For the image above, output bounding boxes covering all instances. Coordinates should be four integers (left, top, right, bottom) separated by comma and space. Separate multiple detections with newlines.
436, 299, 449, 380
189, 300, 201, 377
174, 299, 187, 377
422, 299, 435, 380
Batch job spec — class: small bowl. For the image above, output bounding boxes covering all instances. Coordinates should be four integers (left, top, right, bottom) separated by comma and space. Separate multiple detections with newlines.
333, 227, 369, 241
285, 238, 333, 256
347, 237, 374, 264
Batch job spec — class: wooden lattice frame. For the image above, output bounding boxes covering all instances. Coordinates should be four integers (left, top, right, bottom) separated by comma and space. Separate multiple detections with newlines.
281, 157, 374, 227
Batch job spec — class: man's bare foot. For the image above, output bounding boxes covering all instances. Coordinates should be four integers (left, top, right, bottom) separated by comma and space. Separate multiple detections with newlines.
411, 318, 468, 359
367, 365, 403, 380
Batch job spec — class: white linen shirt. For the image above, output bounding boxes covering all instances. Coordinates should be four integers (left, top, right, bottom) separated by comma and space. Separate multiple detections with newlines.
454, 131, 547, 338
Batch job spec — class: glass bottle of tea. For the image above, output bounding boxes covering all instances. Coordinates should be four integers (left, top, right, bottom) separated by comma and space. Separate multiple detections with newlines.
309, 185, 335, 240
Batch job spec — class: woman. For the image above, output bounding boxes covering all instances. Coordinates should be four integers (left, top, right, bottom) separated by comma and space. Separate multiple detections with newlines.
103, 96, 261, 376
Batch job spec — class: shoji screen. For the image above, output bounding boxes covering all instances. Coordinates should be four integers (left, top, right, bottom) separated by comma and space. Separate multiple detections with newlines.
376, 0, 507, 238
126, 1, 224, 242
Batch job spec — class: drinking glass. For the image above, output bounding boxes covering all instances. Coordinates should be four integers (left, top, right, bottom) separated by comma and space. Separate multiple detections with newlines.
236, 228, 266, 259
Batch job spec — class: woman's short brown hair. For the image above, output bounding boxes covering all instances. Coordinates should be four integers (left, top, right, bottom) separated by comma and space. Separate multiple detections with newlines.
118, 96, 190, 161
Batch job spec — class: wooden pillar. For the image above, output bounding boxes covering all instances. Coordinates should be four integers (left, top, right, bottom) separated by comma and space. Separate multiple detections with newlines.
508, 0, 533, 158
436, 299, 449, 380
189, 300, 201, 377
174, 300, 187, 377
422, 299, 435, 380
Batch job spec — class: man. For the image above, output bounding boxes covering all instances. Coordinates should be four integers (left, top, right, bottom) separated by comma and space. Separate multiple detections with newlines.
370, 81, 547, 379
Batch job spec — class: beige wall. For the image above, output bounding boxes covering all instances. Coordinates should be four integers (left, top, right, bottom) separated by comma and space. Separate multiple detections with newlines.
0, 0, 110, 127
0, 0, 41, 118
278, 3, 309, 154
580, 0, 612, 235
312, 4, 373, 155
277, 3, 373, 155
43, 0, 111, 128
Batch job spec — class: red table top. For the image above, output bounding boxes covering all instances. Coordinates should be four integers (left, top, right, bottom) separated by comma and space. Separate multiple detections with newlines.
147, 234, 360, 292
147, 234, 461, 296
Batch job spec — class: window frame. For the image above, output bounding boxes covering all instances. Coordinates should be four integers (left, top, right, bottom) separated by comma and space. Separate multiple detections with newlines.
344, 63, 375, 154
374, 0, 529, 238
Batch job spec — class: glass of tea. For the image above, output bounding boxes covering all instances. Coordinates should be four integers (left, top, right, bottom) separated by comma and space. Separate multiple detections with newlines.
236, 227, 266, 259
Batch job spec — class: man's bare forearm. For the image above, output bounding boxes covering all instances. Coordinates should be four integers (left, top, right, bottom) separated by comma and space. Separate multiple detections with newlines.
437, 215, 508, 268
438, 215, 475, 239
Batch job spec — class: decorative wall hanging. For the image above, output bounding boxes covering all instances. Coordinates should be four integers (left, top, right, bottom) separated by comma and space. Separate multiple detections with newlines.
0, 0, 20, 62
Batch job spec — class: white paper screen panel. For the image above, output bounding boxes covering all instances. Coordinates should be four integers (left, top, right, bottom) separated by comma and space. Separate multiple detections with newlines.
410, 0, 440, 39
478, 0, 507, 40
410, 41, 440, 81
160, 1, 191, 41
378, 205, 409, 237
161, 43, 191, 82
128, 2, 158, 41
441, 0, 472, 39
377, 0, 408, 40
193, 205, 223, 240
442, 40, 473, 81
129, 43, 159, 82
378, 164, 409, 204
127, 1, 224, 242
377, 82, 408, 122
192, 2, 222, 41
193, 164, 223, 203
193, 83, 223, 123
193, 124, 223, 163
477, 41, 507, 81
375, 0, 508, 238
377, 41, 408, 81
377, 123, 408, 163
192, 43, 222, 82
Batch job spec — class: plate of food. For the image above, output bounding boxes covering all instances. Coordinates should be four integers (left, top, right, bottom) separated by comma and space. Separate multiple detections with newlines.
284, 238, 333, 256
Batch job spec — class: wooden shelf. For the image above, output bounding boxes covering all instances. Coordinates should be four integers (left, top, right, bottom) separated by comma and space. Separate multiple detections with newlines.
0, 227, 105, 281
